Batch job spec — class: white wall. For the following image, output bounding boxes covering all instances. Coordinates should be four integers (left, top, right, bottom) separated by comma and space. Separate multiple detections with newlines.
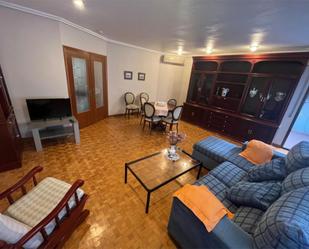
179, 58, 193, 104
107, 42, 161, 115
59, 23, 107, 55
0, 7, 68, 135
0, 6, 190, 136
157, 62, 184, 104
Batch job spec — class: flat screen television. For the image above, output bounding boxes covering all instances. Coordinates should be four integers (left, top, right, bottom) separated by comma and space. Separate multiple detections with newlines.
26, 98, 72, 121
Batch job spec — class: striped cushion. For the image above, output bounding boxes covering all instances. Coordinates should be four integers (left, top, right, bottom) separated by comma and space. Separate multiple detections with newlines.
227, 181, 282, 211
6, 177, 84, 230
253, 187, 309, 249
0, 214, 43, 249
209, 161, 247, 187
282, 167, 309, 194
195, 174, 237, 213
232, 206, 264, 235
193, 136, 241, 163
248, 158, 287, 182
285, 141, 309, 174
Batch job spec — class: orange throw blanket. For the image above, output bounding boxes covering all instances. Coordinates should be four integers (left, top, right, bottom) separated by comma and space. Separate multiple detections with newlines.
174, 184, 234, 232
239, 139, 273, 165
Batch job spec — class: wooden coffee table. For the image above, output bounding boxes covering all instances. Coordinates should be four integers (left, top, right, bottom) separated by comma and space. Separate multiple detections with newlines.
124, 149, 202, 213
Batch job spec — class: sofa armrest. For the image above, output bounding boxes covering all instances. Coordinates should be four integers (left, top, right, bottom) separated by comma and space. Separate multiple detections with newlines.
168, 198, 253, 249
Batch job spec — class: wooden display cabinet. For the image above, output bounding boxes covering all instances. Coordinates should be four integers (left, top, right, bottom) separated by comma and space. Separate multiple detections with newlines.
183, 53, 309, 143
0, 65, 22, 172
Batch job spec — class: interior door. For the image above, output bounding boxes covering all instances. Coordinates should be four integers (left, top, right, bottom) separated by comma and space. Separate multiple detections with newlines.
64, 47, 94, 128
90, 54, 108, 121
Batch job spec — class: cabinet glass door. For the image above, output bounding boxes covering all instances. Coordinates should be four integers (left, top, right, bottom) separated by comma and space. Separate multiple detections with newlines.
198, 73, 214, 105
72, 57, 90, 113
259, 78, 294, 121
241, 77, 269, 116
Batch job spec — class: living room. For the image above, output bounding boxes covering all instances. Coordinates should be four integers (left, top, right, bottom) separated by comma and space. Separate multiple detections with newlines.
0, 1, 309, 249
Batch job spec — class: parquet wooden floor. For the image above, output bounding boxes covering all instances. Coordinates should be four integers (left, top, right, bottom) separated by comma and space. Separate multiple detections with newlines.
0, 116, 236, 249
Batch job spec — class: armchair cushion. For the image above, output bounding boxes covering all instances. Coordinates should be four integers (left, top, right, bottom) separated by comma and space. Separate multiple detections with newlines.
0, 214, 43, 249
6, 177, 84, 231
227, 181, 281, 211
248, 158, 287, 182
126, 104, 139, 109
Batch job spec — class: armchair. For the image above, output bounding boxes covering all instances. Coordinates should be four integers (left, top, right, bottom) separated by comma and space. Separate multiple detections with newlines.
0, 166, 89, 249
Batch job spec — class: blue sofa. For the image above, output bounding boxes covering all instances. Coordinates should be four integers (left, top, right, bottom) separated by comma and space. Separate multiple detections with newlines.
168, 136, 309, 249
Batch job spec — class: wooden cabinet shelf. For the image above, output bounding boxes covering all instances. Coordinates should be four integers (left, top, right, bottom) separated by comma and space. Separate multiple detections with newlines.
184, 52, 309, 143
216, 81, 246, 86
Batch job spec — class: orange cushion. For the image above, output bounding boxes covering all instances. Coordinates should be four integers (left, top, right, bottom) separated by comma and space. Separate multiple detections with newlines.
173, 184, 233, 232
239, 140, 273, 165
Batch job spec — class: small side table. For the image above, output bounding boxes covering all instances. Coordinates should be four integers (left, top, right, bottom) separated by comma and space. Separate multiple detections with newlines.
29, 117, 80, 152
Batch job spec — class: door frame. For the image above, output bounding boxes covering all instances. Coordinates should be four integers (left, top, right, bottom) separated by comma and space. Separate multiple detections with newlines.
63, 46, 109, 127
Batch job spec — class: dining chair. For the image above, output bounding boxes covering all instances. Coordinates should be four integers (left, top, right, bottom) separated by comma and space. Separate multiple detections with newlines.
140, 92, 150, 102
139, 96, 148, 124
162, 105, 183, 132
124, 92, 139, 117
143, 102, 161, 133
167, 99, 177, 108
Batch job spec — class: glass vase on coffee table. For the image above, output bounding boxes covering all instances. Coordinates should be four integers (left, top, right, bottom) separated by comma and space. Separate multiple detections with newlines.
166, 131, 186, 161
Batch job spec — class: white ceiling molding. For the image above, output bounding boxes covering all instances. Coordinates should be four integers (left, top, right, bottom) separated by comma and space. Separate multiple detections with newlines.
0, 0, 163, 55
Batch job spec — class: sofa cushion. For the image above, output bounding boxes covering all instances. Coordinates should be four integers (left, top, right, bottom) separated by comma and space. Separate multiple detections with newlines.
285, 141, 309, 174
232, 206, 264, 235
253, 187, 309, 249
6, 177, 84, 230
248, 158, 287, 182
209, 161, 247, 187
227, 181, 282, 211
193, 136, 241, 163
282, 167, 309, 194
0, 214, 43, 249
227, 153, 255, 172
195, 174, 237, 213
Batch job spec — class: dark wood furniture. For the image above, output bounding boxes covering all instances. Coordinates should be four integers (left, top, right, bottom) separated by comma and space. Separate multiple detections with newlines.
182, 53, 309, 143
0, 66, 22, 172
124, 149, 202, 213
0, 166, 89, 249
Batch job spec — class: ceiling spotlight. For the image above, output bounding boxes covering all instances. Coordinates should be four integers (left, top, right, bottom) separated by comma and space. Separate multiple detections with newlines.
206, 47, 213, 54
177, 47, 183, 55
250, 44, 258, 52
73, 0, 85, 10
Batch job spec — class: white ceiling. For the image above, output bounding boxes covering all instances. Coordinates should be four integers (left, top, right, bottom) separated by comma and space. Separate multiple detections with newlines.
3, 0, 309, 55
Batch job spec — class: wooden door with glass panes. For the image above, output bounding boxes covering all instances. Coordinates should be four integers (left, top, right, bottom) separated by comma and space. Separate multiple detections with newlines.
63, 46, 108, 128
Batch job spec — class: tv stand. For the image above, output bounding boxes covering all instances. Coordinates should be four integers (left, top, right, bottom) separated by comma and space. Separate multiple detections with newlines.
29, 116, 80, 152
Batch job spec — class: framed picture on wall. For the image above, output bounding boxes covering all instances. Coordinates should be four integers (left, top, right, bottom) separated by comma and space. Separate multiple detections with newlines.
124, 71, 133, 80
138, 72, 146, 81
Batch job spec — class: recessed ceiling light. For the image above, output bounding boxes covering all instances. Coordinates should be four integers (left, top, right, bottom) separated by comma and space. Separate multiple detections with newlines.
206, 47, 213, 54
177, 47, 183, 55
73, 0, 85, 10
250, 44, 258, 52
